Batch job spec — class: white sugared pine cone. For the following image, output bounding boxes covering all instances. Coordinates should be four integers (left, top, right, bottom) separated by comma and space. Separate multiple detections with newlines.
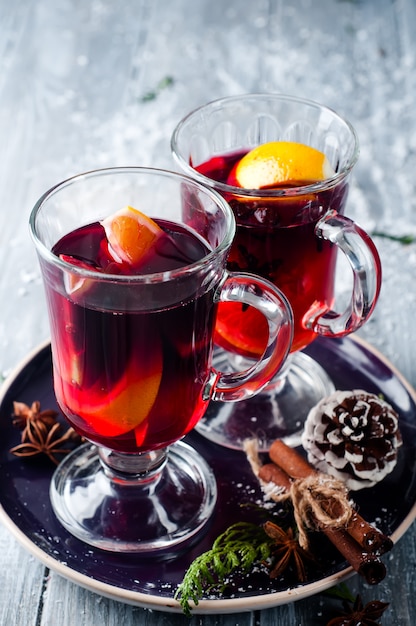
301, 389, 402, 490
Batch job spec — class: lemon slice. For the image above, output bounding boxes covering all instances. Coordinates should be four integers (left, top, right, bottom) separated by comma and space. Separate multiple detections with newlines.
101, 205, 163, 267
234, 141, 335, 189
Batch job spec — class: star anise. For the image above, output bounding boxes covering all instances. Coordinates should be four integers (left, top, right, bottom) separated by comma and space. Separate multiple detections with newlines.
10, 418, 82, 465
12, 400, 58, 430
263, 521, 313, 582
10, 400, 83, 465
326, 594, 390, 626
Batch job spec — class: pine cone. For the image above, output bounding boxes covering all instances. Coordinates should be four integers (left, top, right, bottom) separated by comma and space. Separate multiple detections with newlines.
301, 390, 402, 490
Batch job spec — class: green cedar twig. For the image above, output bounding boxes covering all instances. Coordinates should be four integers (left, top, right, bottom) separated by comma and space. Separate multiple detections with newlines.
174, 522, 274, 616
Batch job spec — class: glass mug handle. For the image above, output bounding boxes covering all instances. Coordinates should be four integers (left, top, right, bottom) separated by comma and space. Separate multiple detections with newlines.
206, 273, 294, 403
306, 209, 382, 337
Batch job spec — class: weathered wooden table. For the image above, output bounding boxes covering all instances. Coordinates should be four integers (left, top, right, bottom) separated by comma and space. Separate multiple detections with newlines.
1, 0, 416, 623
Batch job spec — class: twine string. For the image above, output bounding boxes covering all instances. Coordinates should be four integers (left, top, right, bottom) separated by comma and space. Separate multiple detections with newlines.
244, 438, 353, 550
289, 473, 352, 549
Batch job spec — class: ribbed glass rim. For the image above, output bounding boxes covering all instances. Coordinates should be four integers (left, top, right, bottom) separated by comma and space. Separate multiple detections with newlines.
171, 93, 359, 198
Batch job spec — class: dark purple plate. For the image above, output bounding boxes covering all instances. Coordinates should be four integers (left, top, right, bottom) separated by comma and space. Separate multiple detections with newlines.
0, 337, 415, 614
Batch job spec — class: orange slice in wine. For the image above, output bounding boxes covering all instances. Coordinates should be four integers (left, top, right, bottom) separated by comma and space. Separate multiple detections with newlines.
215, 302, 269, 359
59, 254, 102, 295
101, 205, 163, 267
231, 141, 335, 189
56, 335, 163, 438
85, 353, 163, 437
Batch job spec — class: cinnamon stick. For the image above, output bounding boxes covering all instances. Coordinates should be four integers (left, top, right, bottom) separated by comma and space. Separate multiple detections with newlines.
268, 439, 393, 555
269, 439, 314, 479
324, 526, 386, 585
255, 439, 392, 584
347, 511, 393, 555
259, 463, 292, 490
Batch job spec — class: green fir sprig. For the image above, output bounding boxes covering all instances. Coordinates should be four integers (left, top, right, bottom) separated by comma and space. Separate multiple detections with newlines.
372, 231, 414, 245
141, 76, 174, 102
174, 521, 274, 616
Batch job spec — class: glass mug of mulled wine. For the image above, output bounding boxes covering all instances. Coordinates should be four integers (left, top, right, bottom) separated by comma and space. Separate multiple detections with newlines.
171, 94, 382, 450
29, 166, 293, 553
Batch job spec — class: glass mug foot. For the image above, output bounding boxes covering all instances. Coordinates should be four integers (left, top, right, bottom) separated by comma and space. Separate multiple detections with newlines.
197, 349, 335, 451
50, 441, 217, 553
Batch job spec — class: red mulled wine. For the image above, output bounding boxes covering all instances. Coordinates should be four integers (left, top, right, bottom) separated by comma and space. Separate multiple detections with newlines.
196, 151, 349, 355
49, 219, 215, 453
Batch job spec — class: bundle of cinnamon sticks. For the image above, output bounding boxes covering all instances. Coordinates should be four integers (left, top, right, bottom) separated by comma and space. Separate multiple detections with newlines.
255, 439, 393, 585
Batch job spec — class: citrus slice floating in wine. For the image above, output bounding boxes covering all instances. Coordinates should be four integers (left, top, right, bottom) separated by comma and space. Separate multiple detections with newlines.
101, 205, 164, 267
59, 253, 103, 295
55, 335, 163, 438
215, 302, 269, 359
82, 346, 163, 437
228, 141, 335, 189
55, 206, 166, 436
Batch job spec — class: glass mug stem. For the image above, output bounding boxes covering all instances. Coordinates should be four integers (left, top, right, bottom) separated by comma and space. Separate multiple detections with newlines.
98, 446, 167, 480
307, 210, 382, 337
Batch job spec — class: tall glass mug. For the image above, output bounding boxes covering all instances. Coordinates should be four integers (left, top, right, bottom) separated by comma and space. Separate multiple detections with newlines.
29, 167, 293, 553
171, 94, 382, 449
